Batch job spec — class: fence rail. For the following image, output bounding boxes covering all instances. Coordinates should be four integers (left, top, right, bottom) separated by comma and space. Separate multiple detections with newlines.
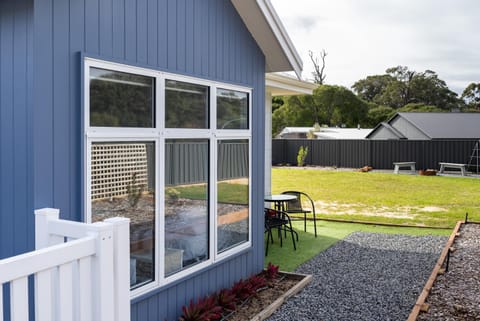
272, 139, 479, 170
0, 208, 130, 321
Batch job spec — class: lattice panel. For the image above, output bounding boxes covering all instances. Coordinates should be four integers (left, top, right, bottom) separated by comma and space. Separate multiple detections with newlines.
91, 143, 148, 200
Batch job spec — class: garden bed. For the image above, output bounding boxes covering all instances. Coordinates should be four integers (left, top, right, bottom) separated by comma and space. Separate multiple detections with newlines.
412, 222, 480, 320
227, 272, 311, 321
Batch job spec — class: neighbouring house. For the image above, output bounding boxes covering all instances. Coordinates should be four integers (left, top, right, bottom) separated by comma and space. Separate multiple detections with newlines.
277, 127, 372, 139
0, 0, 313, 320
367, 112, 480, 140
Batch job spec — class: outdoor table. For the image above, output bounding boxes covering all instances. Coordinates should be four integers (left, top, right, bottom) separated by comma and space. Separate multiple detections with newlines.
264, 194, 297, 211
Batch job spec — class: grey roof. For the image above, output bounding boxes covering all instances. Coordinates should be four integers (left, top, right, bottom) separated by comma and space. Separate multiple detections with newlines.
397, 112, 480, 139
366, 122, 406, 139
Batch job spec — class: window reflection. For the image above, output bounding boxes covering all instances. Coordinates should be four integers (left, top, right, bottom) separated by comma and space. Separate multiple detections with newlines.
90, 67, 155, 127
165, 80, 209, 129
217, 89, 248, 129
90, 142, 156, 289
217, 140, 249, 252
165, 140, 209, 276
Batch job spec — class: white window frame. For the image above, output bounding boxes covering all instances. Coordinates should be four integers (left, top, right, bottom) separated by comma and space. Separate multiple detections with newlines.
83, 57, 252, 299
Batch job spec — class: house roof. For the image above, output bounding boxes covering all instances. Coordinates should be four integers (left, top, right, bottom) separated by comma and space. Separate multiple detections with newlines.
231, 0, 303, 78
278, 127, 372, 139
266, 73, 317, 96
366, 122, 407, 139
396, 112, 480, 139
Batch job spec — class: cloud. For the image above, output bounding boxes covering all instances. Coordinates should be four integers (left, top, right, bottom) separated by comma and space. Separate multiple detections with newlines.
270, 0, 480, 94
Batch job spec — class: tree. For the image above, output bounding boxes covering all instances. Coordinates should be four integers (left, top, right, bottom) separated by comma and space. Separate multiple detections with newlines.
366, 106, 395, 127
352, 66, 460, 110
352, 74, 394, 102
397, 103, 443, 113
271, 85, 369, 135
309, 50, 327, 85
461, 83, 480, 110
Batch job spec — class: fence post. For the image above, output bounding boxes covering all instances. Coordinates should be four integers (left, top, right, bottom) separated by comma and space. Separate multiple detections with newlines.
35, 208, 60, 249
104, 217, 131, 321
87, 222, 115, 321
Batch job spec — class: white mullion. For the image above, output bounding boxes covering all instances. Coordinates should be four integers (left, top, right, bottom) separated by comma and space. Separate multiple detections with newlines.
210, 136, 218, 260
85, 138, 93, 224
158, 137, 165, 284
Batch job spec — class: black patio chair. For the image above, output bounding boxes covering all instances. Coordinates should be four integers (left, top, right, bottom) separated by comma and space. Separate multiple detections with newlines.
264, 208, 297, 256
281, 191, 318, 237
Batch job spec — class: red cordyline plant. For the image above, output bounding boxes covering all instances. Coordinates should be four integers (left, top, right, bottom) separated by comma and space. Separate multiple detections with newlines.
264, 262, 280, 281
178, 265, 281, 321
179, 295, 222, 321
215, 289, 236, 312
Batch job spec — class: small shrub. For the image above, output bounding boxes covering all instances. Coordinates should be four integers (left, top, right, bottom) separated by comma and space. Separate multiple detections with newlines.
166, 188, 181, 202
126, 173, 144, 208
179, 296, 222, 321
297, 146, 309, 167
215, 289, 236, 312
264, 262, 280, 281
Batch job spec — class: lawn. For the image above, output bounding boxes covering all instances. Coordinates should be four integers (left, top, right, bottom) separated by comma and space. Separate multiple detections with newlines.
272, 167, 480, 228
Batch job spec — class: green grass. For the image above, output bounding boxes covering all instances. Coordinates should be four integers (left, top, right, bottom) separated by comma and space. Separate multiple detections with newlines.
265, 220, 451, 272
272, 168, 480, 228
167, 182, 248, 204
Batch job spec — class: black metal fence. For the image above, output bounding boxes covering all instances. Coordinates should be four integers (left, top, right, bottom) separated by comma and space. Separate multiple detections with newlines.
272, 139, 479, 170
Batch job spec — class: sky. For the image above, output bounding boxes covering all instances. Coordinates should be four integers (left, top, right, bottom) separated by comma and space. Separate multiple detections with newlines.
270, 0, 480, 95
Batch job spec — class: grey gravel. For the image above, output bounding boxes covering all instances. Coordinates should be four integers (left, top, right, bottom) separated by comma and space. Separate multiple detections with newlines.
267, 232, 447, 321
417, 224, 480, 321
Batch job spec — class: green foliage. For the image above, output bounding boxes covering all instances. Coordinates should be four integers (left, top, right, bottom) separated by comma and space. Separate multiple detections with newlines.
296, 146, 308, 166
397, 103, 444, 113
366, 105, 395, 127
126, 173, 144, 208
461, 82, 480, 110
165, 187, 181, 202
272, 85, 369, 135
353, 66, 461, 110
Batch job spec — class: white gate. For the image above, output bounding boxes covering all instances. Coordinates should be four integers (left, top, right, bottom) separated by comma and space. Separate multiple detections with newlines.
0, 208, 131, 321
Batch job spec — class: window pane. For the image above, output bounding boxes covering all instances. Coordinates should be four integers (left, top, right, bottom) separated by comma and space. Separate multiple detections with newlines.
165, 139, 209, 276
165, 80, 209, 128
90, 142, 156, 289
217, 140, 249, 252
89, 67, 155, 127
216, 89, 248, 129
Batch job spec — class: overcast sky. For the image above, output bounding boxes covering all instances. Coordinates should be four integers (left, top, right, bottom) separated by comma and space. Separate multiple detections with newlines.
270, 0, 480, 95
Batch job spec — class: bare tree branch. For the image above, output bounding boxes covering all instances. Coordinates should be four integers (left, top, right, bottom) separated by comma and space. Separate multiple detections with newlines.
309, 49, 327, 85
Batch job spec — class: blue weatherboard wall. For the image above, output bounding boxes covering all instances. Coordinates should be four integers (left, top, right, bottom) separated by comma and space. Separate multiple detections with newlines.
0, 0, 34, 260
1, 0, 266, 320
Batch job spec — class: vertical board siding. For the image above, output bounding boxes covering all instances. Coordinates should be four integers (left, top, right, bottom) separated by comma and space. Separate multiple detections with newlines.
28, 0, 266, 320
273, 139, 479, 170
0, 0, 34, 259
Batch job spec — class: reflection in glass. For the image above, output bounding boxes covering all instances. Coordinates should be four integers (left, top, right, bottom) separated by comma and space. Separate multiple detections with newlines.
165, 80, 209, 128
217, 89, 248, 129
217, 140, 249, 253
165, 140, 209, 276
90, 142, 155, 289
89, 67, 155, 127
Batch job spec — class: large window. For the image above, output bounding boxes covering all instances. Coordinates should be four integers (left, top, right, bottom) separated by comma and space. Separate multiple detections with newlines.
84, 58, 251, 297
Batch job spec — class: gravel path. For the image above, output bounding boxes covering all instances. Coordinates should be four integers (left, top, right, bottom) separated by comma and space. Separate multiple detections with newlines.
417, 223, 480, 320
267, 232, 448, 321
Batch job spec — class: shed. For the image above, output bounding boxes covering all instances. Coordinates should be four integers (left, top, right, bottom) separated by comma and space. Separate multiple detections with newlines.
0, 0, 311, 320
367, 112, 480, 140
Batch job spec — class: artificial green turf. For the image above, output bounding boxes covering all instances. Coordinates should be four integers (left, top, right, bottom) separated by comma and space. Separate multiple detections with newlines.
264, 220, 451, 272
272, 168, 480, 228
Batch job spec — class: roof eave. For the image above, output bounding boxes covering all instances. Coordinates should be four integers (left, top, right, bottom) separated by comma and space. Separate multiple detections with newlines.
266, 73, 317, 96
231, 0, 303, 79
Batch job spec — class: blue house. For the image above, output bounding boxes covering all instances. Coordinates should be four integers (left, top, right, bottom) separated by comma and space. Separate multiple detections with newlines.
0, 0, 312, 320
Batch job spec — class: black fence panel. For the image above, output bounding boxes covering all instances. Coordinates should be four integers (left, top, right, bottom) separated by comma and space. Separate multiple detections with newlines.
273, 139, 479, 170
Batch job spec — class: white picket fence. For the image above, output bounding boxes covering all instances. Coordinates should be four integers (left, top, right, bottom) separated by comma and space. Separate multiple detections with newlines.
0, 208, 131, 321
